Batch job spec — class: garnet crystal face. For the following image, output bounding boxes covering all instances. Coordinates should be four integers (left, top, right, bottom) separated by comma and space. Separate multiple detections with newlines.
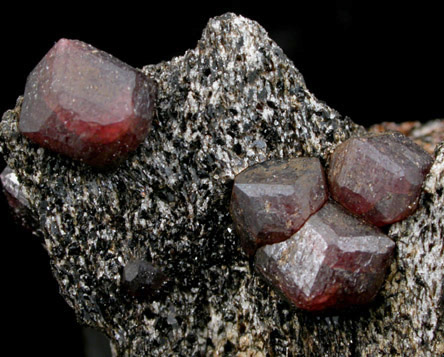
328, 132, 433, 226
255, 202, 395, 311
230, 158, 328, 255
19, 39, 156, 167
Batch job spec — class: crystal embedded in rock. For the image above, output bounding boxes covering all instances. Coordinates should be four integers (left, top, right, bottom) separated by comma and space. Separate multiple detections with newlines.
255, 202, 395, 311
19, 39, 156, 167
328, 132, 433, 226
122, 259, 167, 298
1, 166, 37, 231
1, 166, 29, 208
230, 157, 328, 255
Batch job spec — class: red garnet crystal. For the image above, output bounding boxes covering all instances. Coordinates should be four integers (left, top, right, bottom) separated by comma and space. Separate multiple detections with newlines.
19, 39, 156, 167
230, 158, 328, 255
328, 132, 433, 226
255, 202, 395, 311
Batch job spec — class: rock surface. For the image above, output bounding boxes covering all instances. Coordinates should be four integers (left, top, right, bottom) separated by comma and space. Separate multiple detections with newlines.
0, 13, 442, 356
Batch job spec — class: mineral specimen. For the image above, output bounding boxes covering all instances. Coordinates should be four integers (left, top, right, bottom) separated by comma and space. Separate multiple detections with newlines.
1, 13, 442, 357
122, 259, 167, 298
19, 39, 156, 167
230, 157, 328, 255
328, 132, 433, 226
255, 202, 395, 311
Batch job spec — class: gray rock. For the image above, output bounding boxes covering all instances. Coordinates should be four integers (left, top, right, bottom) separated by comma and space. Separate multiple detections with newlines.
0, 13, 442, 356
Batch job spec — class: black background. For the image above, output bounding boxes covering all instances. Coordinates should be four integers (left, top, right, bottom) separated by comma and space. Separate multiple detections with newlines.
1, 2, 442, 356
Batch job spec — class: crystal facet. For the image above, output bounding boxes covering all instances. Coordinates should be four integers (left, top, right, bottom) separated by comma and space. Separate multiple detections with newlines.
230, 158, 328, 255
328, 132, 433, 226
255, 202, 395, 311
19, 39, 156, 167
122, 259, 166, 298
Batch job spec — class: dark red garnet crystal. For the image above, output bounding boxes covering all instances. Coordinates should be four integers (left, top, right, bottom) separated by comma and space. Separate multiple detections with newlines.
230, 157, 328, 255
19, 39, 156, 167
255, 202, 395, 311
328, 132, 433, 226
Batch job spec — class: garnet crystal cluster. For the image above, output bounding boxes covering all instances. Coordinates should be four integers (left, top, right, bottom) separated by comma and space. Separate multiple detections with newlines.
231, 132, 433, 311
19, 39, 156, 167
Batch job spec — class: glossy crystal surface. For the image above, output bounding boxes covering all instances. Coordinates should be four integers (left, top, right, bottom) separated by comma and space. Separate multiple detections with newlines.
19, 39, 156, 167
230, 157, 328, 255
255, 202, 395, 311
328, 132, 433, 226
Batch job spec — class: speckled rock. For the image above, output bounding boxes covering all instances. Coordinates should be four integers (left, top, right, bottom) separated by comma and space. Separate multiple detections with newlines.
0, 13, 442, 357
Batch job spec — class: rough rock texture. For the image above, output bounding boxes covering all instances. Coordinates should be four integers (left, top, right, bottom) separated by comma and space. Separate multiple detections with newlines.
0, 13, 442, 356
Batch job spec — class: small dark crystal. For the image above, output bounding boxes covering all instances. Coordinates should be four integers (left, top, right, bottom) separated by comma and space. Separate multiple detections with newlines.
122, 259, 166, 298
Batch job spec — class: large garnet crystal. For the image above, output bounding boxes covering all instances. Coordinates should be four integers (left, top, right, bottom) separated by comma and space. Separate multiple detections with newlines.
19, 39, 156, 167
230, 157, 328, 255
255, 202, 395, 311
328, 132, 433, 226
